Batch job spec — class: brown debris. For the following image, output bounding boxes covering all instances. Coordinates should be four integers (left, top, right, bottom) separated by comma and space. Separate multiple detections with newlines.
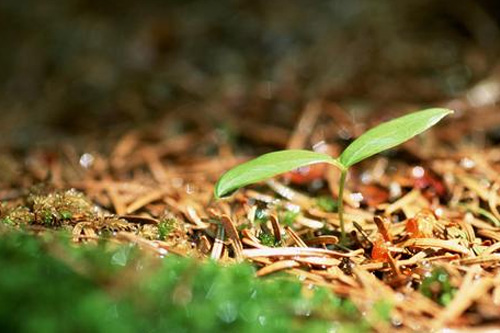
256, 260, 301, 277
2, 101, 500, 331
219, 214, 244, 261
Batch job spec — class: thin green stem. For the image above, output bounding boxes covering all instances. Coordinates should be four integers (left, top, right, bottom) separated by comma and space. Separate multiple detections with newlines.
338, 168, 348, 243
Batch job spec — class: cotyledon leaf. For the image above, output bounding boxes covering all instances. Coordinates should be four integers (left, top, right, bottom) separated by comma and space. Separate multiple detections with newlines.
339, 108, 453, 168
214, 108, 453, 200
214, 150, 341, 198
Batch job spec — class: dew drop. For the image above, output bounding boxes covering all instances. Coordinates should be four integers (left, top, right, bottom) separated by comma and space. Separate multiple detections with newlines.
460, 157, 475, 169
312, 140, 327, 152
421, 260, 431, 270
391, 315, 403, 327
389, 182, 402, 199
412, 166, 425, 178
350, 192, 364, 203
360, 172, 372, 184
79, 153, 95, 169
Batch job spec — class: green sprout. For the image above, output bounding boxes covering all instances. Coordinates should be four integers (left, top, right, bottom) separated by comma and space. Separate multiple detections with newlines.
214, 108, 453, 243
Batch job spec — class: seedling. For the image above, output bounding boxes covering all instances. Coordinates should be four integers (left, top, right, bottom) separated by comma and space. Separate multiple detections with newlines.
214, 108, 453, 242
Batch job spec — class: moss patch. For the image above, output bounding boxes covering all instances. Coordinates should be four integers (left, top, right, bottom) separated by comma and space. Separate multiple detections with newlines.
0, 231, 369, 332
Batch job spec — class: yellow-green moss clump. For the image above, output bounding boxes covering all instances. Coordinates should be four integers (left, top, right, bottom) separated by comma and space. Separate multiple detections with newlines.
27, 189, 95, 226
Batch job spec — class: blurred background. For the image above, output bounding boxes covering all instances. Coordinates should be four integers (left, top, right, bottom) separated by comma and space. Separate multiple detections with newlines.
1, 0, 500, 150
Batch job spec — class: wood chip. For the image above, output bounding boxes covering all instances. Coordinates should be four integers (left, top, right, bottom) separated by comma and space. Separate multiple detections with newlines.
220, 215, 243, 261
284, 226, 307, 247
210, 226, 225, 261
304, 235, 339, 246
287, 100, 322, 149
126, 189, 168, 214
269, 214, 282, 242
458, 254, 500, 265
294, 256, 341, 267
242, 247, 363, 259
401, 238, 470, 255
256, 260, 300, 277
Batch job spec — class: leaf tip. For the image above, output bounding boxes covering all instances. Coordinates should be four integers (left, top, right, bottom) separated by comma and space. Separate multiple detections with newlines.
435, 108, 455, 122
444, 108, 454, 115
213, 180, 224, 199
213, 176, 236, 199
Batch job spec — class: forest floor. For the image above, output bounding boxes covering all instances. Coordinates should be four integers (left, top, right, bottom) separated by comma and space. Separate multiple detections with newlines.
2, 98, 500, 331
2, 1, 500, 331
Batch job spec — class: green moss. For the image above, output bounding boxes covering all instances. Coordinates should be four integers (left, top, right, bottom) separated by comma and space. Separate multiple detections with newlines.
420, 267, 456, 306
237, 222, 251, 231
0, 205, 34, 226
28, 188, 95, 226
258, 232, 278, 247
158, 218, 177, 240
373, 299, 392, 322
1, 218, 13, 225
316, 196, 338, 212
60, 210, 73, 220
281, 210, 299, 226
42, 210, 53, 225
0, 231, 370, 332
